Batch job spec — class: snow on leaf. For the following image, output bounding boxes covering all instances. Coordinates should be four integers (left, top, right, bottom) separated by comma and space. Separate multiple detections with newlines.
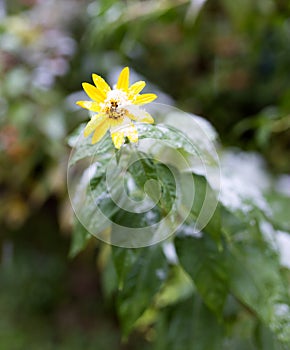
276, 231, 290, 269
208, 150, 271, 215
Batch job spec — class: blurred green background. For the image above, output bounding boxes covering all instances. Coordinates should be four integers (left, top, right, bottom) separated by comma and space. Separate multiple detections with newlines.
1, 0, 290, 349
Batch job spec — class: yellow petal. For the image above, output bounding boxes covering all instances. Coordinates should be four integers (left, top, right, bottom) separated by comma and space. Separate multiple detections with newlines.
111, 131, 125, 149
116, 67, 129, 92
139, 112, 154, 124
82, 82, 105, 103
128, 81, 146, 98
134, 93, 157, 105
92, 120, 109, 144
126, 124, 138, 143
127, 113, 137, 121
84, 114, 107, 137
127, 111, 154, 124
108, 117, 125, 128
92, 74, 111, 96
76, 101, 101, 112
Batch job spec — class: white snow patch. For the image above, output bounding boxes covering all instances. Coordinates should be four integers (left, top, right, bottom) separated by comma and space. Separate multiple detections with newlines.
259, 220, 277, 248
274, 303, 290, 317
73, 162, 97, 207
178, 224, 203, 238
276, 231, 290, 269
163, 242, 179, 264
209, 151, 271, 214
276, 175, 290, 197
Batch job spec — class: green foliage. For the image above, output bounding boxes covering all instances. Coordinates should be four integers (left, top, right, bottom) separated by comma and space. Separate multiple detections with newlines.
113, 245, 168, 336
69, 219, 92, 258
70, 116, 290, 348
155, 297, 224, 350
175, 235, 228, 316
228, 241, 290, 343
2, 0, 290, 349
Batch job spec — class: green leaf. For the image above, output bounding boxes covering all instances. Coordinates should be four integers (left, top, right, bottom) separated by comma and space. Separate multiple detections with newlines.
69, 219, 92, 258
137, 123, 200, 158
155, 162, 177, 214
265, 192, 290, 232
111, 247, 140, 290
74, 173, 119, 237
111, 205, 161, 228
112, 245, 168, 336
228, 241, 290, 344
68, 124, 114, 167
175, 235, 228, 316
128, 153, 176, 215
255, 323, 287, 350
155, 296, 224, 350
189, 174, 221, 243
155, 264, 194, 308
136, 122, 219, 169
132, 264, 195, 332
99, 246, 119, 299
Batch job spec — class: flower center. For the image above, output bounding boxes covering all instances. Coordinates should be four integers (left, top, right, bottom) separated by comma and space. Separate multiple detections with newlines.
106, 100, 126, 119
102, 89, 131, 120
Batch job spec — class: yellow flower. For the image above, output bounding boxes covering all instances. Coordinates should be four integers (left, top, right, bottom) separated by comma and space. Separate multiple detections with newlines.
76, 67, 157, 149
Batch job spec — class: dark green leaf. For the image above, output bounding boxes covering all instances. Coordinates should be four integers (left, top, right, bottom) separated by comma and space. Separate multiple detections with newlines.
155, 296, 224, 350
112, 245, 168, 336
111, 247, 140, 290
175, 235, 228, 315
128, 154, 176, 215
228, 241, 290, 344
189, 174, 221, 243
